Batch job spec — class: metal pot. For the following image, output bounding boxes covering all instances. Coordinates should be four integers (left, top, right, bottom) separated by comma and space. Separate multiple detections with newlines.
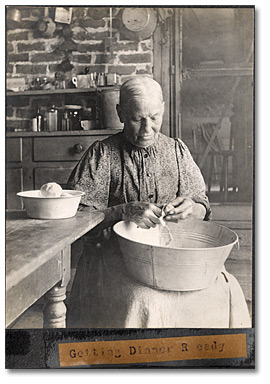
7, 8, 22, 28
120, 8, 157, 41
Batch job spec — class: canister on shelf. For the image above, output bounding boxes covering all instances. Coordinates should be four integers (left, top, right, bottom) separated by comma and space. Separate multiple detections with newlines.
100, 88, 123, 129
47, 105, 58, 132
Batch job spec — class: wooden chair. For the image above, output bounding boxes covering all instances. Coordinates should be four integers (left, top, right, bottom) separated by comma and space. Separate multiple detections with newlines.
192, 123, 235, 201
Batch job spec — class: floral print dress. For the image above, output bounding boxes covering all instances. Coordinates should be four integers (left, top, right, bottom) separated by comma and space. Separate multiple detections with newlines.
67, 131, 211, 218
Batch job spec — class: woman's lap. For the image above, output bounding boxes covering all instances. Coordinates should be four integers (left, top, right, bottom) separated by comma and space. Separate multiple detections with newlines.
67, 235, 251, 328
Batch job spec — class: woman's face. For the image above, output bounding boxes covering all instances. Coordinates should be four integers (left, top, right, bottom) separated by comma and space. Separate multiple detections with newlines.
118, 97, 164, 148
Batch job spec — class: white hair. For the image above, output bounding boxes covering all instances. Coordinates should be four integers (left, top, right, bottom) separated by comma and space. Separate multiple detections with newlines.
119, 76, 164, 108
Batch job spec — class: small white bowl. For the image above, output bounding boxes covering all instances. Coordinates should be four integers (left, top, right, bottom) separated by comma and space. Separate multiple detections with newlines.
17, 190, 85, 220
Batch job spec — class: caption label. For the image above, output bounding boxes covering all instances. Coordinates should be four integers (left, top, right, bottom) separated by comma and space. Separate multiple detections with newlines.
58, 333, 247, 367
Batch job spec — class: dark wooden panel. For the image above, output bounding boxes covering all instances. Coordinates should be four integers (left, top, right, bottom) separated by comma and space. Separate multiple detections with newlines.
214, 220, 252, 230
6, 137, 22, 162
212, 204, 252, 221
229, 246, 252, 261
6, 167, 23, 210
235, 229, 252, 246
34, 166, 75, 189
212, 203, 253, 308
33, 136, 108, 162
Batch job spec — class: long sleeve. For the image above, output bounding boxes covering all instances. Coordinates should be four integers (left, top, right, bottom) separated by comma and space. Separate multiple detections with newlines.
175, 138, 212, 220
67, 141, 111, 210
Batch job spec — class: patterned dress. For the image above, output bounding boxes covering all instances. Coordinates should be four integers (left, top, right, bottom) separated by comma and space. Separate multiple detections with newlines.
67, 131, 211, 217
66, 132, 250, 328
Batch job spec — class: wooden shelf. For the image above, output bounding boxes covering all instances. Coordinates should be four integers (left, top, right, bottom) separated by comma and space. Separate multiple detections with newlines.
6, 86, 120, 97
6, 129, 123, 137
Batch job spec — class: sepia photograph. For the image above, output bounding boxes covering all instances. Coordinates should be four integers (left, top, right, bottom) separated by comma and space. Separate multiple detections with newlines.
5, 4, 255, 369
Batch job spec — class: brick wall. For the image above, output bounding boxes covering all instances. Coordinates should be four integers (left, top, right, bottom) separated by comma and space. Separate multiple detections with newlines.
6, 6, 154, 131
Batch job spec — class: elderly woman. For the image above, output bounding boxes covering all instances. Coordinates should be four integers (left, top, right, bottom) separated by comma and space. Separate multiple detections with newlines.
67, 76, 250, 328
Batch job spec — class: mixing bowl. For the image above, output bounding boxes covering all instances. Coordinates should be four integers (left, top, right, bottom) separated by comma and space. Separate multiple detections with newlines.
17, 190, 84, 219
113, 219, 239, 291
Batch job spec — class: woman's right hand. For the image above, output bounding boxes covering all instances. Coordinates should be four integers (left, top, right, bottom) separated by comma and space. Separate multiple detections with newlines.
122, 202, 162, 229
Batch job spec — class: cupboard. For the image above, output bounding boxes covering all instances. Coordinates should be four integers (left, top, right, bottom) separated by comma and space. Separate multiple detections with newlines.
6, 88, 122, 210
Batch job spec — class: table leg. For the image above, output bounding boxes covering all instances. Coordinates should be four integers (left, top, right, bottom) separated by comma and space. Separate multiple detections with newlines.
43, 285, 67, 328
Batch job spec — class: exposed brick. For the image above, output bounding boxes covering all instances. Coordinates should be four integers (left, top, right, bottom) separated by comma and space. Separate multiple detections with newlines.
30, 7, 45, 18
111, 18, 122, 29
72, 7, 88, 18
140, 41, 153, 51
74, 64, 106, 74
6, 23, 20, 31
16, 64, 47, 75
76, 43, 104, 53
73, 30, 109, 41
7, 53, 29, 62
6, 119, 31, 131
17, 42, 46, 52
7, 43, 14, 53
95, 54, 116, 64
48, 64, 62, 73
5, 6, 154, 99
16, 107, 34, 119
112, 42, 139, 52
32, 28, 62, 40
72, 54, 92, 63
82, 19, 106, 29
88, 7, 109, 19
6, 64, 14, 74
6, 105, 14, 117
19, 20, 38, 30
119, 53, 152, 64
8, 31, 29, 41
31, 51, 64, 63
136, 65, 152, 75
7, 97, 30, 107
107, 65, 136, 75
19, 8, 32, 18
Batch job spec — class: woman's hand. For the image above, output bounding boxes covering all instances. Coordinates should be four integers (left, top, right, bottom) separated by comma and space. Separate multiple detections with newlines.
123, 202, 162, 229
163, 196, 206, 221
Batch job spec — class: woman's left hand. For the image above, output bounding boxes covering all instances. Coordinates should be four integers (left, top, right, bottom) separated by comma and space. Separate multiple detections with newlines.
163, 196, 205, 221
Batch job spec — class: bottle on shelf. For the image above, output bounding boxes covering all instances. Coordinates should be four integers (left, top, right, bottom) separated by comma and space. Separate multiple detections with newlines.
32, 108, 44, 132
47, 104, 58, 132
61, 110, 71, 131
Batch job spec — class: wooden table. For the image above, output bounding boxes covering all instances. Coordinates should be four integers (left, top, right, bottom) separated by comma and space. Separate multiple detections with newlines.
6, 210, 104, 328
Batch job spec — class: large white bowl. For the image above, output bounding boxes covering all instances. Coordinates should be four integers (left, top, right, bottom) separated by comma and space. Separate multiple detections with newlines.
113, 219, 239, 291
17, 190, 85, 219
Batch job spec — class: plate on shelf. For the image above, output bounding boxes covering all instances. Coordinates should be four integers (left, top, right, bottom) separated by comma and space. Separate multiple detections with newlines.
64, 105, 82, 110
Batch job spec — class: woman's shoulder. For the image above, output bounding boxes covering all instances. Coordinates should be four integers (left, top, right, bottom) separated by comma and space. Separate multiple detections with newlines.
102, 131, 124, 148
158, 133, 189, 150
86, 132, 123, 155
158, 133, 175, 146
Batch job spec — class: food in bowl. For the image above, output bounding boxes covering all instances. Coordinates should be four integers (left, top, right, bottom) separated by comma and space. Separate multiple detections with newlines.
113, 219, 239, 292
40, 182, 63, 197
17, 189, 84, 219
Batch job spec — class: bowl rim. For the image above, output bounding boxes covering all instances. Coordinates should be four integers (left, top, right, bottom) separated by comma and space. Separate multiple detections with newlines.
17, 190, 85, 199
113, 219, 239, 251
